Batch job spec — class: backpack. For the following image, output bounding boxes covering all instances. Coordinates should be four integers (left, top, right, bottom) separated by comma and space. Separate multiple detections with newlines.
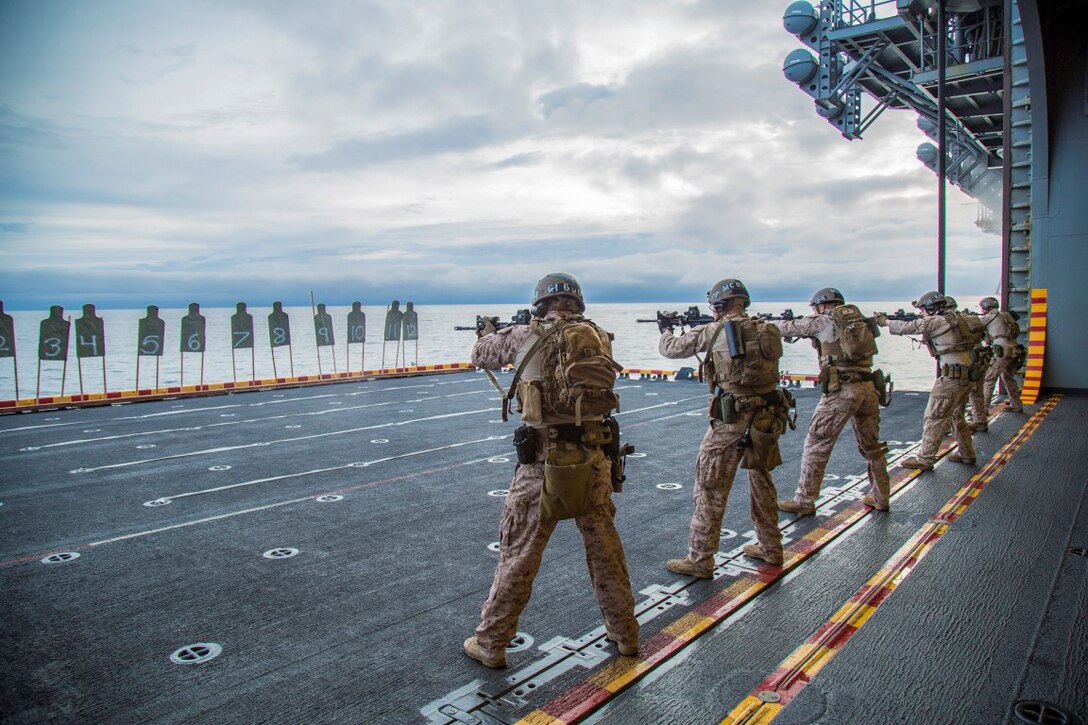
999, 311, 1021, 340
505, 319, 623, 425
830, 304, 879, 364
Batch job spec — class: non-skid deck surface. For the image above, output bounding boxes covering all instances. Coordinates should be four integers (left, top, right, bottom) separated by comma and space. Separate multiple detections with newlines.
1, 373, 1082, 724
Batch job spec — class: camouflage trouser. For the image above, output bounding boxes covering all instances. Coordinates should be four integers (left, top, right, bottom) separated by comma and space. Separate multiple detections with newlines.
983, 353, 1023, 411
968, 360, 992, 423
475, 448, 638, 657
917, 376, 976, 464
687, 412, 781, 570
794, 381, 889, 508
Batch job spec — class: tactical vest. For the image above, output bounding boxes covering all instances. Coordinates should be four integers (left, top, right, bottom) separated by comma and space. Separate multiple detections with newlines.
984, 310, 1020, 343
816, 304, 878, 371
509, 317, 622, 426
925, 311, 985, 357
704, 316, 782, 395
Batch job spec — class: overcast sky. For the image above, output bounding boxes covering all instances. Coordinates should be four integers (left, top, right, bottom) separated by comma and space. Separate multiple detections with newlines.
0, 0, 999, 310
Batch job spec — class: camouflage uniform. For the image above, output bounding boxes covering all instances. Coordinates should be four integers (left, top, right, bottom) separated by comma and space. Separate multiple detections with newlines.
778, 313, 890, 509
659, 314, 783, 571
469, 310, 638, 662
886, 314, 977, 465
967, 342, 993, 427
980, 309, 1024, 413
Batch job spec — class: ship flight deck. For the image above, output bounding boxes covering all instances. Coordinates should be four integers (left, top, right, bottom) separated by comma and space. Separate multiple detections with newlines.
1, 370, 1084, 724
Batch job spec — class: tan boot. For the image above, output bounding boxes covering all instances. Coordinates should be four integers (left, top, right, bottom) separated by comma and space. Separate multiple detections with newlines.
666, 558, 713, 579
900, 457, 934, 471
970, 421, 988, 433
606, 630, 639, 657
463, 637, 506, 668
947, 452, 976, 465
777, 499, 816, 516
861, 494, 889, 511
742, 543, 784, 566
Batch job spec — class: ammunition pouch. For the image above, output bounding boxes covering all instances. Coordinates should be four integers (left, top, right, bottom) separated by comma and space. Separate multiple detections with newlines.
1016, 344, 1028, 369
939, 363, 973, 380
512, 424, 538, 465
516, 380, 543, 424
540, 443, 595, 520
967, 363, 981, 382
709, 389, 737, 423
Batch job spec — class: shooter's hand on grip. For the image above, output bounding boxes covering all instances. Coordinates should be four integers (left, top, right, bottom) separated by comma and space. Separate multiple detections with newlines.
657, 311, 678, 335
476, 314, 499, 338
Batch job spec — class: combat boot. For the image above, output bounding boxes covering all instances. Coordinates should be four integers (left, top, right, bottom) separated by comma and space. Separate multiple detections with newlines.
666, 558, 713, 579
900, 457, 934, 471
606, 630, 639, 657
861, 494, 889, 511
947, 452, 976, 465
777, 499, 816, 516
742, 543, 784, 566
463, 637, 506, 668
1007, 402, 1024, 413
970, 421, 988, 433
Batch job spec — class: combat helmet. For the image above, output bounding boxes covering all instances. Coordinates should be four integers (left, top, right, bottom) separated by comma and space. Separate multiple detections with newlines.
945, 296, 958, 310
912, 290, 948, 313
707, 278, 750, 310
979, 296, 999, 311
532, 273, 585, 316
809, 287, 845, 307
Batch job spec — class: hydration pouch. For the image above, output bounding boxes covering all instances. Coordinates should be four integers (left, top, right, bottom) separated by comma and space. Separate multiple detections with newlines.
993, 343, 1005, 359
541, 444, 595, 520
512, 424, 538, 465
968, 364, 980, 382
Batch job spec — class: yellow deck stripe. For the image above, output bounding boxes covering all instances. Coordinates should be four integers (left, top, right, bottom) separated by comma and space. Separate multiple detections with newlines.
1021, 288, 1046, 405
721, 395, 1060, 724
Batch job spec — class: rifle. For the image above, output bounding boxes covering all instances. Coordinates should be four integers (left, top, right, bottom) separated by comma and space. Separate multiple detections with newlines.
455, 308, 532, 332
652, 306, 714, 329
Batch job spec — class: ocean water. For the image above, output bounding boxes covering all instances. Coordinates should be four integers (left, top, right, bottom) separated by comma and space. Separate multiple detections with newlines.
0, 299, 988, 402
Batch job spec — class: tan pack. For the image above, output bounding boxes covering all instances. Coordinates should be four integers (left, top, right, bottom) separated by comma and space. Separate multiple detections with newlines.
823, 304, 878, 366
506, 318, 623, 425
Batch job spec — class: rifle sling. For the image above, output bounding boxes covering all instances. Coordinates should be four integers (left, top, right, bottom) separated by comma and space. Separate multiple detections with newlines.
703, 321, 725, 392
501, 323, 562, 422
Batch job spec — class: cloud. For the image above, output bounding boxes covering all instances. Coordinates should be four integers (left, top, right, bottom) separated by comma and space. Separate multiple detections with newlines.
0, 1, 1001, 310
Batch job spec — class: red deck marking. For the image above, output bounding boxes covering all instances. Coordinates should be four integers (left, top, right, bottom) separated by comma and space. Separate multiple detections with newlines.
720, 395, 1061, 724
513, 404, 1010, 724
1021, 288, 1047, 405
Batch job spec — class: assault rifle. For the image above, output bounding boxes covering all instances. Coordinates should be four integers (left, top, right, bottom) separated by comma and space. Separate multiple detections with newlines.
641, 306, 714, 328
455, 308, 532, 332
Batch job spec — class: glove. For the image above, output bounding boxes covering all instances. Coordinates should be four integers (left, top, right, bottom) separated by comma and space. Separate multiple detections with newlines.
873, 313, 888, 327
657, 311, 676, 335
477, 315, 498, 338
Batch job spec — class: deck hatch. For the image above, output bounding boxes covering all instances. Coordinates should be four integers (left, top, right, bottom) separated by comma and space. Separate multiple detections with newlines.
1013, 700, 1078, 724
170, 643, 222, 665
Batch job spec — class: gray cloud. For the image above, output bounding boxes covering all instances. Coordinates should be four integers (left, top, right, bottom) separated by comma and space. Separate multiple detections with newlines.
0, 0, 1000, 310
